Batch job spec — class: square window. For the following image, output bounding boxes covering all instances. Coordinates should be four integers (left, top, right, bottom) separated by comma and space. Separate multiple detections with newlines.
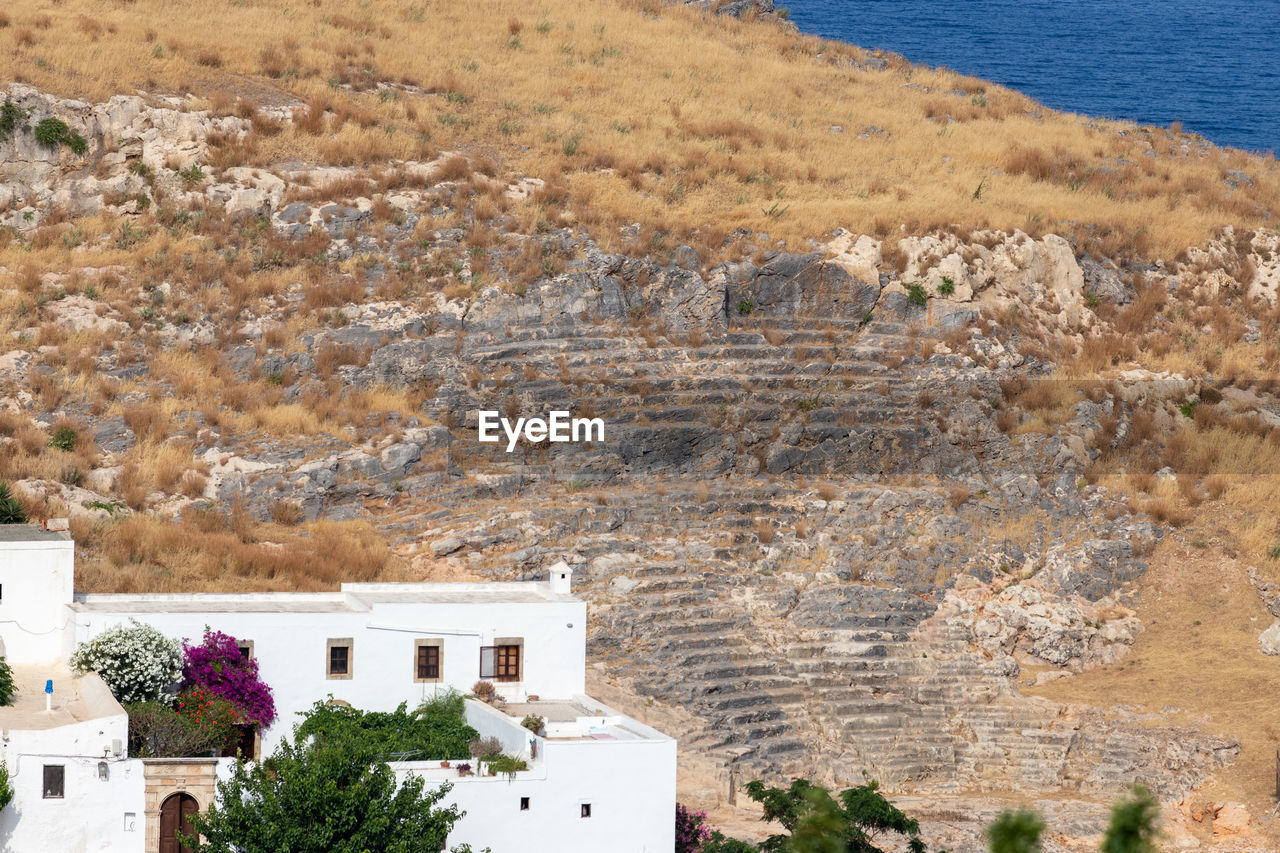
42, 765, 65, 799
520, 796, 530, 811
326, 638, 353, 679
580, 803, 591, 818
237, 641, 254, 660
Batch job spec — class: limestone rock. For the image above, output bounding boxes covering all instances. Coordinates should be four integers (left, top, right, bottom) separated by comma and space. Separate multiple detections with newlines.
1258, 620, 1280, 655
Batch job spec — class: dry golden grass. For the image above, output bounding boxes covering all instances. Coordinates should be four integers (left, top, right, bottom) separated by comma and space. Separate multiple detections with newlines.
0, 0, 1274, 260
1027, 536, 1280, 840
72, 512, 401, 592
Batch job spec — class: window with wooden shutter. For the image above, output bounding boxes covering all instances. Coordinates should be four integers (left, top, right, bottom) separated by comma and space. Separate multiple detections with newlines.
416, 641, 441, 681
479, 641, 522, 682
495, 644, 520, 682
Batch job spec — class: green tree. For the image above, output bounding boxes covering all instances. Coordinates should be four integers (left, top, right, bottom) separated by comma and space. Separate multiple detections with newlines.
787, 788, 851, 853
0, 482, 27, 524
986, 808, 1043, 853
702, 831, 760, 853
0, 656, 15, 706
0, 763, 13, 812
187, 730, 463, 853
744, 778, 926, 853
1101, 786, 1159, 853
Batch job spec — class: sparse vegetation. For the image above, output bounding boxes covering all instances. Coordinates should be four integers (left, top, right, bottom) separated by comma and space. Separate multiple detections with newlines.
32, 117, 88, 155
0, 482, 28, 524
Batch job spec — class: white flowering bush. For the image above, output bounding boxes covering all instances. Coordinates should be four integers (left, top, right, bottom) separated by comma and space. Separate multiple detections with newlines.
70, 620, 182, 704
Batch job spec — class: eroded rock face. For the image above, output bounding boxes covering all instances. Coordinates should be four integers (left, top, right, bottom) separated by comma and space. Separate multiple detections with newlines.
952, 578, 1142, 669
0, 84, 251, 223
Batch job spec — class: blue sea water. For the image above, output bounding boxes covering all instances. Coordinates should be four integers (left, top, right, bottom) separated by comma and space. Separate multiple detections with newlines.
785, 0, 1280, 154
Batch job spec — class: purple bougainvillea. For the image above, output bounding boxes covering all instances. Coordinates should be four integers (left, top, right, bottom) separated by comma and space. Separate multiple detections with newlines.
181, 629, 277, 727
676, 803, 712, 853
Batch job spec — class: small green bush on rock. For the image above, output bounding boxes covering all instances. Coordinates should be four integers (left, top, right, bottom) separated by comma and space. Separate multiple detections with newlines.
33, 117, 88, 156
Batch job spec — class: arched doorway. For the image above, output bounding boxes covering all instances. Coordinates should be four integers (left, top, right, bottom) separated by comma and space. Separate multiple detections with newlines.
158, 792, 199, 853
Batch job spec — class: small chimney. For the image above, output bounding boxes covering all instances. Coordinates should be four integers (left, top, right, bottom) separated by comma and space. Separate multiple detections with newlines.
549, 561, 573, 596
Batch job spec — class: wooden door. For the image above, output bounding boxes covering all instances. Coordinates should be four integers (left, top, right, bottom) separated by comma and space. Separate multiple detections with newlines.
159, 793, 199, 853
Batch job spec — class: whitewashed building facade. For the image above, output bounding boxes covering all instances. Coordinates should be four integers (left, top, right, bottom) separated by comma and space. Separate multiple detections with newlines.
0, 523, 676, 852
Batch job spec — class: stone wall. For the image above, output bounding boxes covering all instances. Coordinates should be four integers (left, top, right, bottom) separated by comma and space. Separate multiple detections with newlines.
141, 759, 220, 851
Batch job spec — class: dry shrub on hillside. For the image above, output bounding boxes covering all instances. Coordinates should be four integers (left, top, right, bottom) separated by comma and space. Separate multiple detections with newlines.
80, 512, 397, 593
123, 401, 169, 443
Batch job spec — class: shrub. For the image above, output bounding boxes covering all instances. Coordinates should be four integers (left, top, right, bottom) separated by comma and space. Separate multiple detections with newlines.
486, 754, 527, 779
70, 620, 182, 704
986, 808, 1044, 853
937, 275, 956, 296
178, 164, 207, 186
49, 425, 77, 452
182, 628, 277, 726
1101, 786, 1159, 853
0, 764, 11, 813
126, 700, 223, 758
175, 688, 246, 755
701, 832, 757, 852
0, 99, 29, 139
676, 803, 712, 853
905, 282, 928, 306
32, 117, 88, 156
0, 657, 14, 706
0, 482, 27, 524
296, 691, 478, 761
468, 736, 502, 759
520, 714, 545, 733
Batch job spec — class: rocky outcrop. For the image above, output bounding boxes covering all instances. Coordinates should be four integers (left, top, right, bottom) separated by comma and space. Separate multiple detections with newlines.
1, 84, 250, 223
683, 0, 776, 17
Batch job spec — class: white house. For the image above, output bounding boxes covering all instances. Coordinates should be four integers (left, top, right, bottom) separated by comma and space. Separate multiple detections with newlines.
0, 522, 676, 852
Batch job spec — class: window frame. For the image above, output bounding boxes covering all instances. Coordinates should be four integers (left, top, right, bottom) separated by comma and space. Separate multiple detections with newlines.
414, 639, 443, 683
479, 637, 523, 682
326, 637, 353, 680
580, 802, 592, 819
42, 764, 65, 799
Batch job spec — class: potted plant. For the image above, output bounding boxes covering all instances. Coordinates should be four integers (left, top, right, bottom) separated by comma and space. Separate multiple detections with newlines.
520, 714, 546, 736
440, 760, 450, 769
471, 680, 495, 702
456, 762, 471, 777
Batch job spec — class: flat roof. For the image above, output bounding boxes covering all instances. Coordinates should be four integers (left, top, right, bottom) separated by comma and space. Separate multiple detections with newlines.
0, 525, 71, 543
72, 581, 576, 614
501, 696, 674, 744
0, 664, 124, 732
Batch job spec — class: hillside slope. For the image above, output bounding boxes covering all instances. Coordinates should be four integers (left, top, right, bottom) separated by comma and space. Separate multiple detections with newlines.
3, 1, 1280, 849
